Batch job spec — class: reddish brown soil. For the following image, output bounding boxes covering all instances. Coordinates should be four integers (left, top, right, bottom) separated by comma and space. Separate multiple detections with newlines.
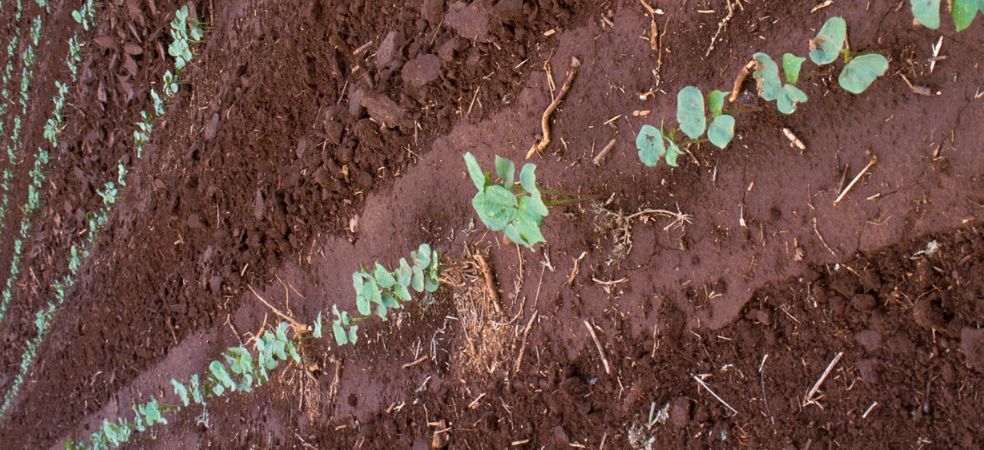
1, 0, 983, 448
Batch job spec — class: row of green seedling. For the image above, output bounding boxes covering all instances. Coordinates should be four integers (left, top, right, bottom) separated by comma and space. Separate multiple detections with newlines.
67, 244, 441, 449
0, 0, 52, 327
0, 0, 44, 246
0, 1, 186, 419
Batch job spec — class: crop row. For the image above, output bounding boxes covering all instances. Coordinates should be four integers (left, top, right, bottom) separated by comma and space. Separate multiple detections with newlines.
68, 244, 442, 449
0, 0, 51, 328
0, 0, 196, 419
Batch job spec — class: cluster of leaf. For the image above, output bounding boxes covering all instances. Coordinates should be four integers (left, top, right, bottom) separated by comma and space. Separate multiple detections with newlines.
29, 15, 41, 45
911, 0, 984, 31
635, 16, 888, 168
67, 242, 443, 448
44, 81, 69, 147
68, 36, 83, 80
312, 243, 442, 345
71, 0, 98, 31
464, 152, 548, 248
168, 5, 204, 69
636, 86, 736, 168
66, 320, 302, 449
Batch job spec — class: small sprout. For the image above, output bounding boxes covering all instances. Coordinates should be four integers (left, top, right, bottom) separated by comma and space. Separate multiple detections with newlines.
782, 53, 806, 84
706, 90, 727, 117
809, 17, 847, 65
170, 379, 189, 407
838, 54, 889, 94
753, 53, 782, 101
754, 53, 809, 114
464, 153, 548, 248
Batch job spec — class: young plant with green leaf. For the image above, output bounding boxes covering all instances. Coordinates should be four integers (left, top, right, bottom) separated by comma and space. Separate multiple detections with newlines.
635, 16, 888, 168
463, 152, 549, 248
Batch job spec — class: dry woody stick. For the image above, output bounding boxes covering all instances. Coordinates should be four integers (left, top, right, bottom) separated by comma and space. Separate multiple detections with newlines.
834, 156, 878, 205
583, 319, 611, 374
803, 351, 844, 406
474, 253, 503, 314
592, 138, 618, 166
527, 57, 582, 159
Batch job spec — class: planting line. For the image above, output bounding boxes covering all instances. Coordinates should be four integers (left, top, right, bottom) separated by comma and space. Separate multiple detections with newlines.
0, 0, 54, 329
0, 0, 29, 244
0, 1, 187, 422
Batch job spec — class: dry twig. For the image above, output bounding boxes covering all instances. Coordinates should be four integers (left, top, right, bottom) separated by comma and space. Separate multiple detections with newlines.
527, 57, 582, 159
730, 60, 757, 102
474, 252, 503, 314
592, 138, 618, 166
834, 156, 878, 205
583, 320, 611, 374
803, 351, 844, 406
247, 284, 308, 334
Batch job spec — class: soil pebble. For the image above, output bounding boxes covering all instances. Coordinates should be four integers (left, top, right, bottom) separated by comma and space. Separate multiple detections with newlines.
913, 298, 947, 329
850, 294, 876, 311
960, 328, 984, 372
360, 93, 406, 128
204, 113, 220, 141
446, 1, 491, 42
402, 54, 442, 87
854, 329, 882, 353
670, 397, 690, 428
376, 31, 399, 68
419, 0, 444, 24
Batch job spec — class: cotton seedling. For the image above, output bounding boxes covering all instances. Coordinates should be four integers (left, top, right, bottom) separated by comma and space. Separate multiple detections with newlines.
71, 0, 98, 31
464, 152, 549, 248
162, 70, 180, 97
635, 16, 887, 168
911, 0, 984, 31
637, 85, 737, 168
169, 5, 205, 70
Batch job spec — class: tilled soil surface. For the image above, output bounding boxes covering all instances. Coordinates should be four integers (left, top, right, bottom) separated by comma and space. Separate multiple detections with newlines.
0, 0, 982, 448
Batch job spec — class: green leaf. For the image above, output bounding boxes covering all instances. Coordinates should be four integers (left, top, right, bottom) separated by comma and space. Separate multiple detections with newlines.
752, 53, 782, 101
524, 192, 549, 217
707, 115, 736, 149
510, 208, 547, 247
952, 0, 979, 31
777, 84, 809, 114
706, 90, 727, 117
838, 54, 889, 94
411, 265, 424, 292
313, 312, 323, 338
171, 379, 189, 406
463, 152, 486, 190
332, 306, 348, 345
676, 86, 706, 140
810, 17, 847, 65
362, 278, 382, 306
665, 139, 682, 168
782, 53, 806, 85
494, 156, 515, 186
209, 360, 235, 388
189, 374, 204, 404
519, 163, 539, 194
348, 324, 359, 344
635, 125, 665, 167
374, 263, 396, 289
910, 0, 941, 29
472, 185, 518, 231
286, 340, 301, 363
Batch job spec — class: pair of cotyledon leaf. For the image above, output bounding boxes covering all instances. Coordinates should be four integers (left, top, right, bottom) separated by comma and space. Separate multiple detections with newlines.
808, 17, 890, 95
